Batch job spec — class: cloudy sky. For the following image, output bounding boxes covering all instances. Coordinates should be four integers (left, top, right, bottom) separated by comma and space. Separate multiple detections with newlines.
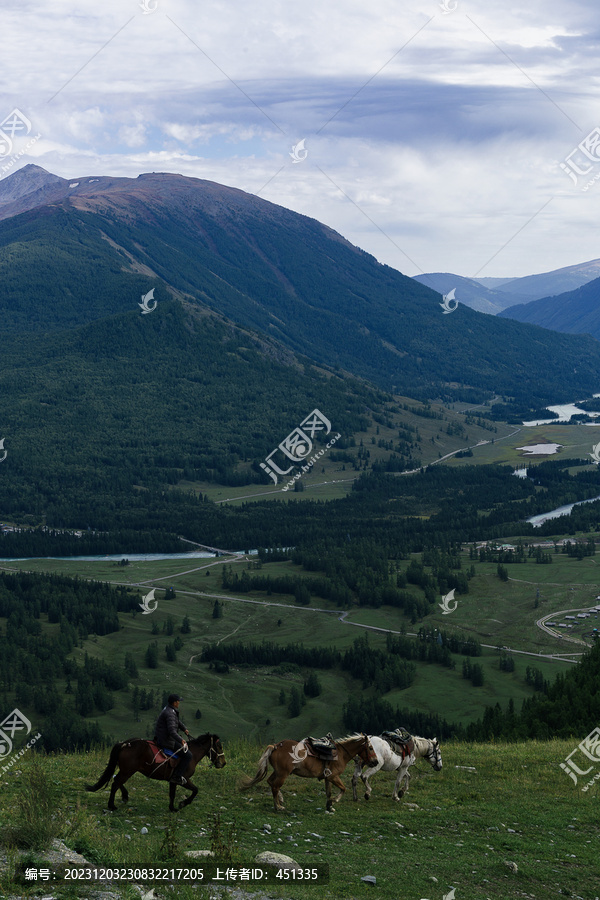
2, 0, 600, 278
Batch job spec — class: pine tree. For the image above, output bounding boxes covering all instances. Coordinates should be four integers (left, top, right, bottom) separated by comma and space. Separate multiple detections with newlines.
288, 687, 302, 718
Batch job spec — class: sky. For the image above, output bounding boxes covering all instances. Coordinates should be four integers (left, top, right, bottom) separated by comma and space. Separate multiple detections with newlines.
1, 0, 600, 279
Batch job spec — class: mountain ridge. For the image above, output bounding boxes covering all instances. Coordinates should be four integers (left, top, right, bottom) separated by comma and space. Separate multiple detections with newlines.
499, 276, 600, 340
3, 166, 600, 410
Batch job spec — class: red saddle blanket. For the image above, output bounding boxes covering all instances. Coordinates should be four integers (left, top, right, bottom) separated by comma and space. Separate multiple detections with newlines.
147, 740, 179, 767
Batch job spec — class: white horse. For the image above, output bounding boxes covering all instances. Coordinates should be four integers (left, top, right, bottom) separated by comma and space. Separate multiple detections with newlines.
352, 734, 442, 802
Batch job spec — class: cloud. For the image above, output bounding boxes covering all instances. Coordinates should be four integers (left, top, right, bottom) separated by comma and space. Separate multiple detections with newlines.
2, 0, 600, 277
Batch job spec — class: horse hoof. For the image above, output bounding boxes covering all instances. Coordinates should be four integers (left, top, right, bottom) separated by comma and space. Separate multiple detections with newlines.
364, 794, 370, 801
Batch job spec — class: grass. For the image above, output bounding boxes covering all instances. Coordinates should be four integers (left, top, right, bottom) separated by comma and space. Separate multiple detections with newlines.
0, 739, 598, 900
1, 547, 591, 742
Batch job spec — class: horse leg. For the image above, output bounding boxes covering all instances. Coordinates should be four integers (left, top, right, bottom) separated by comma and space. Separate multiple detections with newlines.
351, 761, 363, 801
120, 785, 129, 803
178, 779, 198, 811
362, 758, 383, 801
267, 772, 286, 813
394, 765, 409, 801
108, 769, 130, 810
326, 774, 346, 810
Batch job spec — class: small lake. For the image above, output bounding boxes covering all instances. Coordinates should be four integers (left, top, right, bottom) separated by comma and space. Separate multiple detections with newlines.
527, 494, 600, 528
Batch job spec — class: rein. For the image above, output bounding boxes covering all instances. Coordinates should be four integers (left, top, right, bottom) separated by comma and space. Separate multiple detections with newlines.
208, 735, 225, 766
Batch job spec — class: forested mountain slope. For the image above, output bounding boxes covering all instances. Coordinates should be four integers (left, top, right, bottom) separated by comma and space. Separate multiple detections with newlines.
499, 276, 600, 341
2, 166, 600, 407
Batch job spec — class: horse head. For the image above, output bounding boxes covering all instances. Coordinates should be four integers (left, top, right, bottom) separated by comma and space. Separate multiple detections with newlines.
208, 734, 227, 769
361, 733, 379, 768
190, 733, 226, 768
425, 737, 443, 771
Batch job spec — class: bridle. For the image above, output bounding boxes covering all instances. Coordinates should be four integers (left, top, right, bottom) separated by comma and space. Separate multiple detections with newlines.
362, 733, 378, 767
207, 734, 225, 766
424, 740, 442, 769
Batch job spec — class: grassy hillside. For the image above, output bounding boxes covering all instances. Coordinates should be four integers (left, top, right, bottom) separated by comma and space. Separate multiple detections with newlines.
0, 740, 597, 900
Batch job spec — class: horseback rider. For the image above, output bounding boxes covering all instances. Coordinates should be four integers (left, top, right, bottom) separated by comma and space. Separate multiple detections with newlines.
154, 694, 192, 785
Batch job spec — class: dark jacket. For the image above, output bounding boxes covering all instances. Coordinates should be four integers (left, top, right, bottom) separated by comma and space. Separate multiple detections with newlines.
154, 704, 187, 748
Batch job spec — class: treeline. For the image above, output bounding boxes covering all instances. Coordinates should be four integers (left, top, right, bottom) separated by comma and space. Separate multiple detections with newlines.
226, 547, 470, 620
4, 460, 600, 561
464, 642, 600, 741
0, 529, 183, 559
0, 571, 139, 751
342, 695, 456, 740
200, 640, 340, 669
221, 567, 352, 606
200, 631, 481, 695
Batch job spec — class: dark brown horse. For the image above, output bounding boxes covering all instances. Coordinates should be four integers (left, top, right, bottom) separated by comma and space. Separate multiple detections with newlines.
86, 734, 226, 812
240, 733, 377, 812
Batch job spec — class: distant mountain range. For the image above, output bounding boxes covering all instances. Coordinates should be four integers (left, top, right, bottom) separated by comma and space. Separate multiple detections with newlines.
412, 273, 527, 315
2, 165, 600, 411
499, 276, 600, 341
414, 258, 600, 316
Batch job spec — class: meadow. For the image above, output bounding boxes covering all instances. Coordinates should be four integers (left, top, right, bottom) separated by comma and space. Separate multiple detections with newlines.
0, 546, 590, 743
0, 738, 597, 900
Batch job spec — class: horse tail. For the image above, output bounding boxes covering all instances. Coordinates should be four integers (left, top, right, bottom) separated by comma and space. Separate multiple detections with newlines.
85, 741, 123, 792
239, 744, 275, 790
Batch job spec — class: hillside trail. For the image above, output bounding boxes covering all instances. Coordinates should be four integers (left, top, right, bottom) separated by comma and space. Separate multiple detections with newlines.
187, 613, 253, 666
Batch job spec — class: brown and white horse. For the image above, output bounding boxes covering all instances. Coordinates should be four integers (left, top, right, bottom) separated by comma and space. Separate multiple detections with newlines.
241, 733, 378, 812
352, 734, 442, 801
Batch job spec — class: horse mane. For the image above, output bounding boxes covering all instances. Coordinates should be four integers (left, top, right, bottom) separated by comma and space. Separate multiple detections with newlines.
411, 734, 436, 754
336, 733, 365, 745
190, 732, 217, 742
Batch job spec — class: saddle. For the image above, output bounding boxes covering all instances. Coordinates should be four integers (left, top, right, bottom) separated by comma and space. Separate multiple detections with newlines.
147, 740, 180, 768
305, 733, 337, 762
381, 729, 415, 759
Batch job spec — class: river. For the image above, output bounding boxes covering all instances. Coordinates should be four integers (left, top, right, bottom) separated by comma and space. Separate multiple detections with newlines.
0, 550, 217, 563
527, 494, 600, 528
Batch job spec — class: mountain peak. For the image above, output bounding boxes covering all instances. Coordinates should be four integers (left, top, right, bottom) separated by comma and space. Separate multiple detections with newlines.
0, 163, 65, 206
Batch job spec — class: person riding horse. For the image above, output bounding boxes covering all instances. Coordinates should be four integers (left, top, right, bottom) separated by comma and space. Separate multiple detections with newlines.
154, 694, 191, 785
